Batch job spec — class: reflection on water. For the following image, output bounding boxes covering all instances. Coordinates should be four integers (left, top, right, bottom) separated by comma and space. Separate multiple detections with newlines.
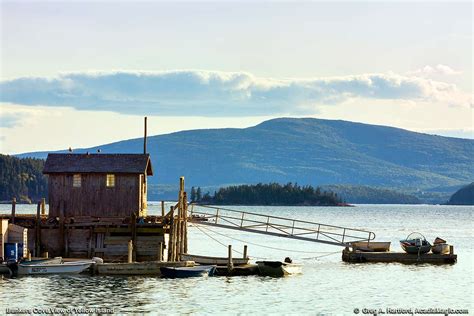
1, 204, 473, 314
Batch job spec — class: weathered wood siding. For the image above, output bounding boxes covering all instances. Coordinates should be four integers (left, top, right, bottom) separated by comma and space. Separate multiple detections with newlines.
48, 173, 145, 218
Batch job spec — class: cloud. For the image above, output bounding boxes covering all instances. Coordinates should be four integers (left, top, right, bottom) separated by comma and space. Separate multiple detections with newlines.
0, 112, 23, 128
408, 64, 462, 76
0, 70, 471, 116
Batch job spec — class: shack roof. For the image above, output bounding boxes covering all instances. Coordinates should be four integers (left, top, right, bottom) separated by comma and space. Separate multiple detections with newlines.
43, 153, 153, 175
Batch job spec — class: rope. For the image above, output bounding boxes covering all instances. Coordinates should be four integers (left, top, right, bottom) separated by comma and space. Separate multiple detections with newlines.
193, 223, 341, 257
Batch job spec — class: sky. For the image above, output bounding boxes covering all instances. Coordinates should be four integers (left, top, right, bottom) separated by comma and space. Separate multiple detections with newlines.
0, 1, 472, 154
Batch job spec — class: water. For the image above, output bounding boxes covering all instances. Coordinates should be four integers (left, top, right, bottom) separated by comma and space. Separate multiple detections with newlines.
1, 203, 473, 315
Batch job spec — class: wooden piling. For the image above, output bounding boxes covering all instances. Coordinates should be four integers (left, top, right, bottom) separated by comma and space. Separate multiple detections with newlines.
243, 245, 248, 259
11, 197, 16, 224
128, 240, 133, 263
183, 191, 188, 255
35, 201, 41, 256
41, 198, 46, 216
161, 201, 165, 218
228, 245, 234, 272
131, 212, 137, 262
59, 201, 65, 256
167, 206, 174, 261
158, 242, 163, 261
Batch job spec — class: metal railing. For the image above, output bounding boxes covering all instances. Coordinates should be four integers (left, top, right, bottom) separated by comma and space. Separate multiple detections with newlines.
189, 204, 375, 247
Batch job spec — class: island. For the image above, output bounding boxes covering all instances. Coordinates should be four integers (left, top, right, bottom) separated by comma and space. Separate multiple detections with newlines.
191, 183, 343, 206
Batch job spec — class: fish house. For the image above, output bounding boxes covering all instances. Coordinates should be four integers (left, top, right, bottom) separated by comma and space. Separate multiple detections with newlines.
43, 153, 153, 219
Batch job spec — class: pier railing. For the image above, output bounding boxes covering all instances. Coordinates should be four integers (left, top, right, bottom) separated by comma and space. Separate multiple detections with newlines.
189, 204, 375, 247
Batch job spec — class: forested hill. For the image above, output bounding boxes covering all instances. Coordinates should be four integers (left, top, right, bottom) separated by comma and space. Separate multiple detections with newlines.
193, 183, 343, 206
18, 117, 474, 193
447, 183, 474, 205
0, 154, 47, 203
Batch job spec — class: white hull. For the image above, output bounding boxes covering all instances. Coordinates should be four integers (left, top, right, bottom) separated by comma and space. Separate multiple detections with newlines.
256, 261, 302, 277
352, 242, 391, 252
18, 261, 92, 275
181, 254, 249, 266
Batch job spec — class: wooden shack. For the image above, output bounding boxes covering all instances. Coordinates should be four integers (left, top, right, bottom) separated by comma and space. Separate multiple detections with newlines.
43, 153, 153, 218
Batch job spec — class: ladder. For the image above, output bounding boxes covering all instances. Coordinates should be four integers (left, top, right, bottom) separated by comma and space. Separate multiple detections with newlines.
189, 204, 375, 247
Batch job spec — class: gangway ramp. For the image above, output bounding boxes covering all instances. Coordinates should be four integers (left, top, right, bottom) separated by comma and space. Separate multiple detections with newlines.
189, 205, 375, 247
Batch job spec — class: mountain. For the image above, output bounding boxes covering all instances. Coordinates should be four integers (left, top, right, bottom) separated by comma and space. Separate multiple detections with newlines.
447, 183, 474, 205
17, 118, 474, 197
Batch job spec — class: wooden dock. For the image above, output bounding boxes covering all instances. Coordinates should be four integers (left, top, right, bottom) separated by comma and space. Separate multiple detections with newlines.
342, 249, 457, 264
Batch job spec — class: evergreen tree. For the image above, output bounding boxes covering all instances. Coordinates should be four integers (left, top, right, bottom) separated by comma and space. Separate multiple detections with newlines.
196, 187, 202, 202
190, 186, 196, 202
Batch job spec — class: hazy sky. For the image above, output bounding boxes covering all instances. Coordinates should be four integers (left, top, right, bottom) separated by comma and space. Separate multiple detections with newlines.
0, 1, 472, 154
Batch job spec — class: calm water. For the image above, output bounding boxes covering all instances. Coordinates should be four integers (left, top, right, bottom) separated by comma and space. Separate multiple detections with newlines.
1, 203, 473, 315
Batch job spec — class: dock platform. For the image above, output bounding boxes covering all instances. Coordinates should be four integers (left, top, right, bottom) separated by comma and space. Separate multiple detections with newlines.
342, 249, 457, 264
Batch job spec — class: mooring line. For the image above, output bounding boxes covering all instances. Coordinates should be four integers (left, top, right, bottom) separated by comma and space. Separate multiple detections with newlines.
193, 223, 340, 255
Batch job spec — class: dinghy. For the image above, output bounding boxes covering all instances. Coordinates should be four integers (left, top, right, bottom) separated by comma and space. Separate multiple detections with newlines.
160, 265, 216, 278
256, 258, 302, 277
351, 241, 391, 252
400, 232, 431, 254
17, 260, 92, 275
431, 237, 450, 254
181, 253, 249, 266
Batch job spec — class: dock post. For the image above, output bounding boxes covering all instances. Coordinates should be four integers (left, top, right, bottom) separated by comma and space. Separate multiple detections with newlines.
41, 198, 46, 216
227, 245, 234, 273
42, 251, 49, 259
158, 242, 163, 261
59, 201, 65, 256
128, 240, 133, 263
167, 206, 174, 261
35, 201, 41, 256
449, 245, 454, 255
131, 212, 137, 262
243, 245, 248, 259
161, 201, 165, 218
11, 197, 16, 224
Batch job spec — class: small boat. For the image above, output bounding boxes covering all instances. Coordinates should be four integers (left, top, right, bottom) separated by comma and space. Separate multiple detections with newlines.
19, 257, 63, 265
181, 253, 250, 266
431, 243, 450, 254
400, 232, 431, 254
256, 258, 302, 277
17, 260, 92, 275
351, 241, 391, 252
160, 265, 216, 278
432, 237, 450, 254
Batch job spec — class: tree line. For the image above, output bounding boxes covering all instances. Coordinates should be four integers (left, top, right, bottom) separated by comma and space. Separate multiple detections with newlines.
190, 182, 343, 206
0, 154, 48, 203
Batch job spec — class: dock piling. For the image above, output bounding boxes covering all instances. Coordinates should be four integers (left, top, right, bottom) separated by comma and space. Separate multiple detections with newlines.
227, 245, 234, 272
41, 198, 46, 216
158, 242, 163, 261
11, 197, 16, 224
35, 201, 41, 256
128, 240, 133, 263
243, 245, 248, 259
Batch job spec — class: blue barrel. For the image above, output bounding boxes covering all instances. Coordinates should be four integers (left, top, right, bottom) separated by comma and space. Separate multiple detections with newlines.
4, 243, 19, 261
